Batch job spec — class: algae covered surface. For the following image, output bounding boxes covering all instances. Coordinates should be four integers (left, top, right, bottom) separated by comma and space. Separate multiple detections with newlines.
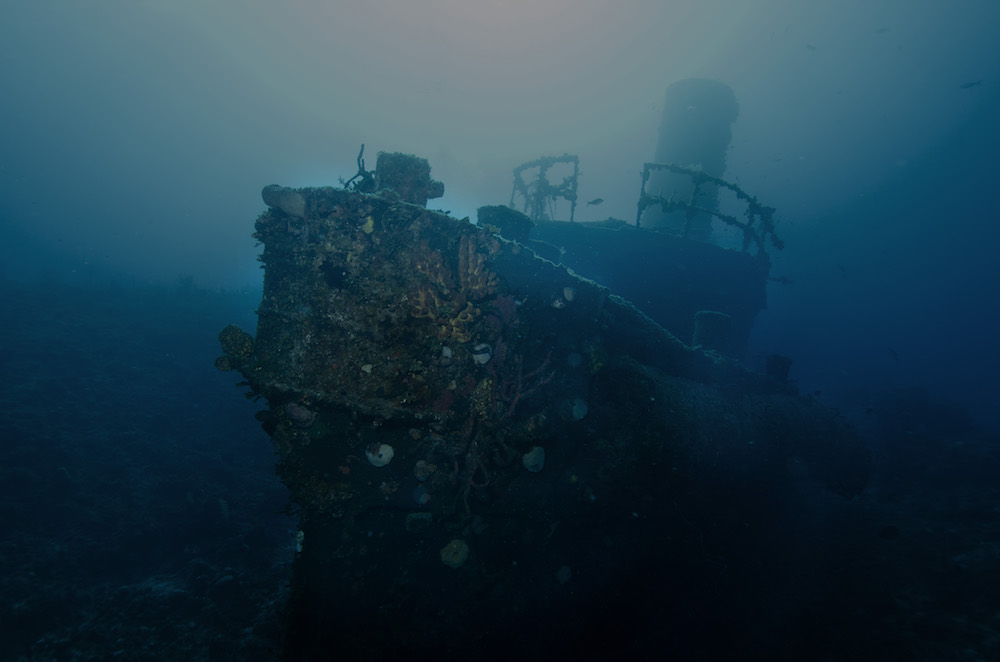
215, 180, 870, 657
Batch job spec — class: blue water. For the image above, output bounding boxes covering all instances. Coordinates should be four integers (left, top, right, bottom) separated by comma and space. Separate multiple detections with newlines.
2, 2, 1000, 659
0, 282, 292, 660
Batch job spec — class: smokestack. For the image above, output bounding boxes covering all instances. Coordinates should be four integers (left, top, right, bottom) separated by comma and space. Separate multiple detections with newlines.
642, 78, 739, 240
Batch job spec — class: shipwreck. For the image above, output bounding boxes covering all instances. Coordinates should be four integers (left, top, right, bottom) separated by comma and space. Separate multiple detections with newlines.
217, 150, 869, 659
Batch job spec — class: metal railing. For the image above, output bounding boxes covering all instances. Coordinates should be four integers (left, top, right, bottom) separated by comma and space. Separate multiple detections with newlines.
637, 162, 783, 258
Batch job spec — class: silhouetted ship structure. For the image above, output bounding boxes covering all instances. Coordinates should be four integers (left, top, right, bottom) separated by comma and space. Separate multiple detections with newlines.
216, 146, 868, 659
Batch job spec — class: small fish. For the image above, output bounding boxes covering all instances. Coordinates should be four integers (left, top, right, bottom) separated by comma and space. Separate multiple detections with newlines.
888, 347, 900, 362
960, 80, 983, 89
586, 198, 604, 207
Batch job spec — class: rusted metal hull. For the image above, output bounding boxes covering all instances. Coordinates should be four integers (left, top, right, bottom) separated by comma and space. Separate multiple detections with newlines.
218, 181, 868, 658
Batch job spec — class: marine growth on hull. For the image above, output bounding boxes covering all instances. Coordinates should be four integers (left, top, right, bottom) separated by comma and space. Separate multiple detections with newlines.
216, 150, 868, 658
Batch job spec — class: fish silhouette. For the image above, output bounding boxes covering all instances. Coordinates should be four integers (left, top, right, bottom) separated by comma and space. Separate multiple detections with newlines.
960, 80, 983, 89
586, 198, 604, 207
